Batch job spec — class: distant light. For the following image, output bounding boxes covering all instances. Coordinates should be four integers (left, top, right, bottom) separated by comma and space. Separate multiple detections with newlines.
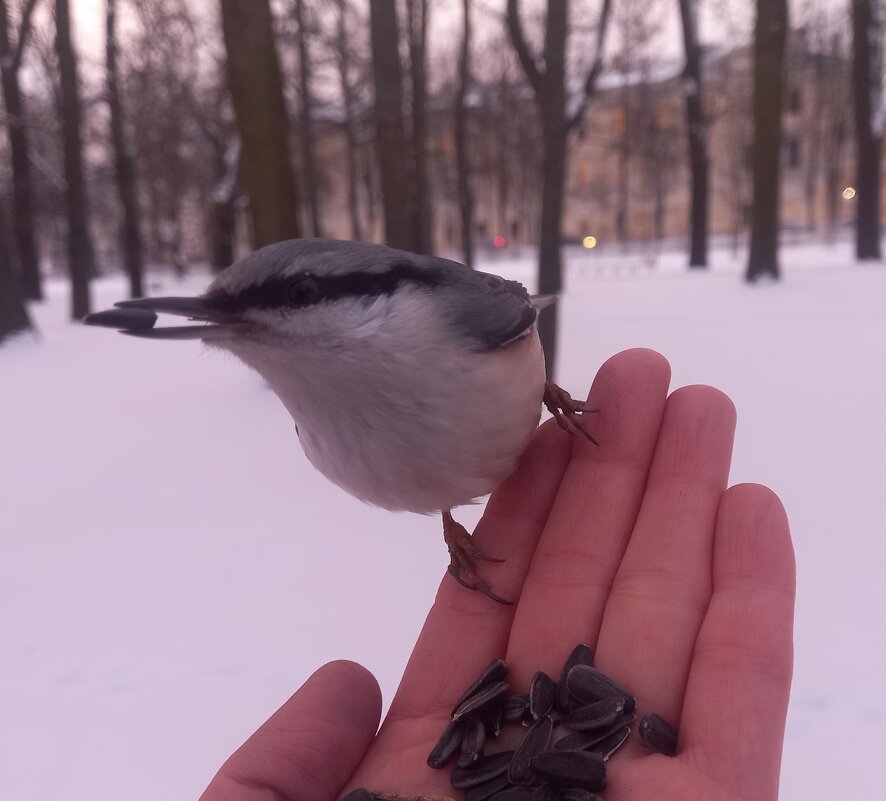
842, 186, 857, 200
582, 235, 598, 249
493, 235, 506, 249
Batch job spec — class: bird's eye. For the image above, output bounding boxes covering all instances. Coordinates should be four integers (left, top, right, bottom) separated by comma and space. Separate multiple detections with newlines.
287, 275, 319, 306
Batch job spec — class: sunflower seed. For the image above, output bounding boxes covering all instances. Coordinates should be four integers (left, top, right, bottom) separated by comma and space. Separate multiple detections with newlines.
453, 681, 510, 721
508, 715, 554, 785
451, 750, 515, 789
464, 771, 511, 801
489, 787, 557, 801
561, 697, 625, 731
529, 671, 557, 720
566, 665, 636, 712
556, 644, 595, 711
639, 712, 677, 756
485, 703, 503, 738
427, 718, 465, 769
502, 693, 530, 723
459, 717, 488, 767
453, 659, 510, 712
590, 724, 631, 760
528, 750, 607, 792
339, 790, 374, 801
553, 714, 632, 753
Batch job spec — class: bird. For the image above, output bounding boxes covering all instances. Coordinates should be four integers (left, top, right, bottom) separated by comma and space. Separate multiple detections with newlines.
85, 239, 596, 603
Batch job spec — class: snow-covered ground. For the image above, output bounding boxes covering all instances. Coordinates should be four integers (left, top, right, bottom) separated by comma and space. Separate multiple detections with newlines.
2, 238, 884, 800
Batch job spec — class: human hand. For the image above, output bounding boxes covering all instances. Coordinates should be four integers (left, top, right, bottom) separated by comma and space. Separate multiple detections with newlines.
200, 349, 795, 801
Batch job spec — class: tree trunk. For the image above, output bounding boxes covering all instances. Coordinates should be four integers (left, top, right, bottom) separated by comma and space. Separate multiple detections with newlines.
209, 136, 239, 272
336, 0, 362, 241
407, 0, 432, 253
0, 196, 32, 343
678, 0, 709, 268
746, 0, 788, 283
220, 0, 301, 248
852, 0, 883, 261
0, 0, 41, 301
55, 0, 95, 319
294, 0, 322, 237
106, 0, 144, 298
369, 0, 417, 251
454, 0, 474, 267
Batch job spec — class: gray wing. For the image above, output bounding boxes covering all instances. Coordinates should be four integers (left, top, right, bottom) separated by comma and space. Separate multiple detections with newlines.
418, 256, 543, 351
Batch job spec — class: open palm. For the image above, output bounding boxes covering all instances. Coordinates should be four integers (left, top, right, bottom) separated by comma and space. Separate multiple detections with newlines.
201, 349, 795, 801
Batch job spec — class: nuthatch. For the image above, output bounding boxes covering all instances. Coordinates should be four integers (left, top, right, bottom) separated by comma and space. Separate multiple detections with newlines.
86, 239, 596, 603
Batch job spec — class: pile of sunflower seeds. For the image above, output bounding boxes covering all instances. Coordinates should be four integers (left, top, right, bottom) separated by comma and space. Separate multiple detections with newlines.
342, 645, 677, 801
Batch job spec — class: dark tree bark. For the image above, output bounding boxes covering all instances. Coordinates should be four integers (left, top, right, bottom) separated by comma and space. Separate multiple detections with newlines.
208, 136, 239, 272
407, 0, 432, 253
454, 0, 474, 267
0, 0, 41, 301
852, 0, 883, 261
507, 0, 612, 377
220, 0, 301, 247
0, 196, 32, 343
369, 0, 417, 251
678, 0, 709, 268
55, 0, 95, 319
106, 0, 144, 298
294, 0, 322, 237
335, 0, 362, 241
746, 0, 788, 283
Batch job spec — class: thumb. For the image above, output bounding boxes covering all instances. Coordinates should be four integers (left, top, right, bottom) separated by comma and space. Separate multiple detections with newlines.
200, 660, 382, 801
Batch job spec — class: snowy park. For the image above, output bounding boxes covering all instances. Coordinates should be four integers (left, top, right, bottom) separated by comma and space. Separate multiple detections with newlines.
2, 239, 885, 800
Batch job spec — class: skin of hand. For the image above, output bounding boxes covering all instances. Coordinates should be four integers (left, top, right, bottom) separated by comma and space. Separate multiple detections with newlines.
200, 348, 796, 801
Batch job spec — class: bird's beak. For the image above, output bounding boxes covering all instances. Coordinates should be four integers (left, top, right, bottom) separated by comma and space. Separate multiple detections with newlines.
84, 296, 241, 340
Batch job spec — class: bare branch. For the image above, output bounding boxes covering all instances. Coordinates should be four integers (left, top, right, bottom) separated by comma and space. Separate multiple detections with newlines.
505, 0, 544, 97
11, 0, 39, 73
567, 0, 613, 132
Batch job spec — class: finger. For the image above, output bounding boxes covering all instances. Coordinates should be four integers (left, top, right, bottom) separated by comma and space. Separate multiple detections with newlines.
680, 484, 795, 799
200, 661, 382, 801
506, 348, 672, 688
594, 386, 736, 727
349, 420, 573, 794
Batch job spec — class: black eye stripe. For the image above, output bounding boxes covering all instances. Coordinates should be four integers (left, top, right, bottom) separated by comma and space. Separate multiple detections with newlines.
206, 262, 444, 313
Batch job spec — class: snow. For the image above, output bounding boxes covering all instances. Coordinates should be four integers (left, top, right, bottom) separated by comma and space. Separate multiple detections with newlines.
2, 237, 885, 800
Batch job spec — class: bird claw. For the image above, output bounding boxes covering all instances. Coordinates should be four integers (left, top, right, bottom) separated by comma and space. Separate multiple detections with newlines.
442, 512, 513, 605
543, 382, 599, 445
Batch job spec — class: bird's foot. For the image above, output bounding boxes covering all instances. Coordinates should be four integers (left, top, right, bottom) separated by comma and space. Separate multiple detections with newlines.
442, 511, 513, 605
543, 381, 599, 445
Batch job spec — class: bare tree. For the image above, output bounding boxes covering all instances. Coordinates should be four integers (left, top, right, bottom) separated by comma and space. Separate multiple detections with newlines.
334, 0, 362, 241
746, 0, 788, 282
454, 0, 474, 266
106, 0, 144, 297
369, 0, 416, 250
294, 0, 322, 237
0, 0, 41, 300
678, 0, 709, 267
507, 0, 613, 376
220, 0, 301, 247
0, 195, 32, 342
406, 0, 432, 253
55, 0, 95, 318
852, 0, 883, 261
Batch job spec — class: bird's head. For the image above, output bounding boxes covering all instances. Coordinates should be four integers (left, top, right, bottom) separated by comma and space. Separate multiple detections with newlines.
85, 239, 449, 367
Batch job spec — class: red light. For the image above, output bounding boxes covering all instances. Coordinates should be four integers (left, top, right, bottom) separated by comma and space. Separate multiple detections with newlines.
493, 235, 506, 248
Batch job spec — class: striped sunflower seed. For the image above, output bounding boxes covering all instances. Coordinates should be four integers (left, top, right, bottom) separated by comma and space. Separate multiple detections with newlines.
508, 714, 554, 785
489, 787, 558, 801
559, 789, 604, 801
451, 750, 515, 789
639, 712, 677, 756
502, 693, 530, 723
552, 712, 632, 753
528, 750, 607, 792
453, 681, 510, 721
453, 659, 509, 712
427, 718, 464, 769
561, 696, 625, 731
566, 664, 636, 712
556, 644, 595, 711
529, 671, 557, 720
463, 771, 511, 801
458, 717, 488, 767
590, 724, 631, 761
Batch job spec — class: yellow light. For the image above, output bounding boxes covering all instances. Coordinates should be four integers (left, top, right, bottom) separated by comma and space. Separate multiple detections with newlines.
842, 186, 857, 200
582, 235, 598, 249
